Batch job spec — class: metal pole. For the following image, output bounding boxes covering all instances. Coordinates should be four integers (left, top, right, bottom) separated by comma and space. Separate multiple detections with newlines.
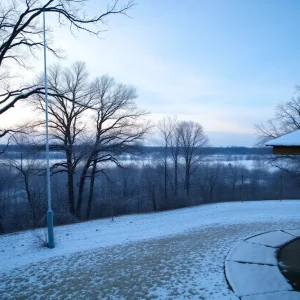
43, 11, 54, 248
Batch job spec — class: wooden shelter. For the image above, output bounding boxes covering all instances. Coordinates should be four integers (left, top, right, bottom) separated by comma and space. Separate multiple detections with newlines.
266, 130, 300, 155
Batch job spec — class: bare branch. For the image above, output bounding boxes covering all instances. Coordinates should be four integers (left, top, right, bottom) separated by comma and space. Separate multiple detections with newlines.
0, 0, 135, 115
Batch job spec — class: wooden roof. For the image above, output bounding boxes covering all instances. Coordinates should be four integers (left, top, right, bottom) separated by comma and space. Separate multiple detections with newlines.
266, 130, 300, 155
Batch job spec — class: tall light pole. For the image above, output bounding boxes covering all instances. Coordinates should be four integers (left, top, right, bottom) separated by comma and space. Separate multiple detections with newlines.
43, 10, 54, 248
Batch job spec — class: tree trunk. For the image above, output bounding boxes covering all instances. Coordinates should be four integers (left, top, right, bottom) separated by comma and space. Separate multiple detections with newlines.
185, 163, 190, 197
86, 160, 97, 220
151, 185, 157, 211
123, 177, 128, 197
76, 159, 91, 219
66, 151, 75, 216
209, 185, 213, 203
232, 184, 235, 201
24, 173, 36, 226
164, 146, 168, 202
174, 157, 178, 196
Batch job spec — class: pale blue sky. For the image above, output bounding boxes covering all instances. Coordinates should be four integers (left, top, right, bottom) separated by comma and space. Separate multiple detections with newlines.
6, 0, 300, 146
105, 0, 300, 146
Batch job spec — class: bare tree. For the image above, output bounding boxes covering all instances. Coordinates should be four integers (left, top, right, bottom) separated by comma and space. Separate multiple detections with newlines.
0, 0, 134, 116
227, 163, 241, 201
32, 62, 94, 216
177, 121, 209, 197
157, 116, 181, 200
141, 163, 159, 212
76, 75, 150, 219
7, 132, 44, 227
256, 90, 300, 182
206, 163, 221, 203
0, 163, 16, 233
0, 124, 34, 154
169, 119, 181, 196
157, 117, 173, 203
256, 93, 300, 145
199, 163, 221, 203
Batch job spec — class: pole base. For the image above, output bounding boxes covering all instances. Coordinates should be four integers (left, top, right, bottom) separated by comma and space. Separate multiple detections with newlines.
47, 210, 55, 248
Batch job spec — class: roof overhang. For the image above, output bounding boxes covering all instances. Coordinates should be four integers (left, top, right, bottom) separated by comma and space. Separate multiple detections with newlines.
271, 146, 300, 155
266, 130, 300, 155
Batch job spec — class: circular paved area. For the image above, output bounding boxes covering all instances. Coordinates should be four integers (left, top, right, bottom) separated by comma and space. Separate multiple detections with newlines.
225, 229, 300, 300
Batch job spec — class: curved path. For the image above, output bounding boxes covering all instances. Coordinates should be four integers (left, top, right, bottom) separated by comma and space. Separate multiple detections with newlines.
1, 201, 300, 299
225, 229, 300, 299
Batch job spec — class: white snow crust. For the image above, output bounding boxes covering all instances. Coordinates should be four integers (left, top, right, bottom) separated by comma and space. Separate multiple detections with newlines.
266, 130, 300, 146
245, 230, 295, 247
282, 228, 300, 237
225, 261, 292, 296
1, 200, 300, 299
242, 291, 300, 300
226, 241, 277, 265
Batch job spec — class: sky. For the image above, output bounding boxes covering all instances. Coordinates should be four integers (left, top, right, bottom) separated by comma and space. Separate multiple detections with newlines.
3, 0, 300, 146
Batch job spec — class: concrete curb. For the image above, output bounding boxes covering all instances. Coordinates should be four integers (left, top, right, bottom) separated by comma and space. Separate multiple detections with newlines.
224, 229, 300, 299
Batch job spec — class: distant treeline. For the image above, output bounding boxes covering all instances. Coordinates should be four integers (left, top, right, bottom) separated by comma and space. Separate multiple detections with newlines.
0, 144, 272, 158
142, 146, 272, 155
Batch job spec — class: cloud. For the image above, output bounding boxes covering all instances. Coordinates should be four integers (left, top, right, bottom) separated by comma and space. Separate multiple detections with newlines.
1, 7, 295, 147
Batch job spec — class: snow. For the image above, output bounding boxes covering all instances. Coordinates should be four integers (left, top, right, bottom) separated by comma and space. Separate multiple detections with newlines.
1, 200, 300, 299
266, 130, 300, 146
283, 228, 300, 237
242, 291, 300, 300
245, 230, 296, 247
225, 261, 292, 296
226, 241, 277, 265
1, 201, 298, 273
225, 229, 299, 298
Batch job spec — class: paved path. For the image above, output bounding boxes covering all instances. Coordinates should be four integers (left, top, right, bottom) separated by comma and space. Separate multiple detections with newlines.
225, 229, 300, 300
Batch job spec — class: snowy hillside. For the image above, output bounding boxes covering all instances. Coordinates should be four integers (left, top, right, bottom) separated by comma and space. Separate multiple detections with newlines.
1, 200, 300, 299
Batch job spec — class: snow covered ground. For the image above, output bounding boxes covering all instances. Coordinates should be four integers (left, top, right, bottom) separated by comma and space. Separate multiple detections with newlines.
1, 200, 300, 299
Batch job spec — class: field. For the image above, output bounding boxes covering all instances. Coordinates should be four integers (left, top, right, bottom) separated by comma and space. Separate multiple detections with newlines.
1, 200, 300, 299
